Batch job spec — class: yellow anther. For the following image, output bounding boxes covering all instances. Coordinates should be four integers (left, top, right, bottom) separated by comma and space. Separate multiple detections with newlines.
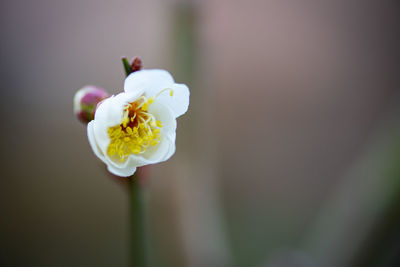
156, 120, 163, 128
132, 145, 141, 154
108, 148, 116, 156
122, 117, 129, 127
150, 140, 158, 146
170, 90, 174, 96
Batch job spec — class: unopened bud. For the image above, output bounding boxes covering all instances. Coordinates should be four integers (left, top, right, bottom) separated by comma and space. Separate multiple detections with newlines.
73, 85, 109, 124
131, 57, 143, 72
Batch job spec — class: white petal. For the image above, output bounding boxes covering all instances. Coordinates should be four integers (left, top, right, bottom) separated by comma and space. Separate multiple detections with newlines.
95, 92, 142, 126
92, 119, 111, 158
144, 101, 177, 162
155, 83, 190, 118
89, 120, 125, 172
124, 69, 190, 118
94, 95, 123, 126
124, 69, 173, 95
87, 121, 106, 161
107, 164, 137, 177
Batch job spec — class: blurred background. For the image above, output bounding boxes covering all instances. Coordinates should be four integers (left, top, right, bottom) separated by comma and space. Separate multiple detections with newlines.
0, 0, 399, 266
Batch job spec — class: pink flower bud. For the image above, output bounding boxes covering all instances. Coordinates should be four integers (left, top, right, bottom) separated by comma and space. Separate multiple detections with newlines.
73, 85, 109, 124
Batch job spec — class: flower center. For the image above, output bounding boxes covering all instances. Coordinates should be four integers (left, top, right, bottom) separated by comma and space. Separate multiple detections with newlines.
106, 89, 173, 162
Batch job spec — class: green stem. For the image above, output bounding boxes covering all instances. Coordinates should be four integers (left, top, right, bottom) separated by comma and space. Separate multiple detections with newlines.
129, 171, 147, 267
122, 57, 132, 76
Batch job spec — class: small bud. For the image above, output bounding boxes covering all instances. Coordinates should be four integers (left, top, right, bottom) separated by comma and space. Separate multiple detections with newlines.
131, 57, 143, 72
73, 85, 109, 124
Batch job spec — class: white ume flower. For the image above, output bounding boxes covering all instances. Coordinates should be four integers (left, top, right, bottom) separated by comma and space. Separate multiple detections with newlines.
87, 69, 190, 177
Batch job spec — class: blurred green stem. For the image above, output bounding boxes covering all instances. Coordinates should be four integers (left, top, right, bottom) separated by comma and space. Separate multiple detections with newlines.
129, 171, 147, 267
122, 57, 132, 76
122, 58, 147, 267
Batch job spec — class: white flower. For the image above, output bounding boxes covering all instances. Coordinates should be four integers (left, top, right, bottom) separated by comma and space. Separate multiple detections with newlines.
87, 69, 190, 177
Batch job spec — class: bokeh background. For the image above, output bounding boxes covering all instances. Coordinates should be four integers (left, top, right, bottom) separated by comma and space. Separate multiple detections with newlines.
1, 0, 399, 266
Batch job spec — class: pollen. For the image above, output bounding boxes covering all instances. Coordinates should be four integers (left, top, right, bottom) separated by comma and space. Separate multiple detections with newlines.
107, 94, 164, 162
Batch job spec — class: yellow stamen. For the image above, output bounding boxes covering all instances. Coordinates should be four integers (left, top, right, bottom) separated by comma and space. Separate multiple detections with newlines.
155, 88, 174, 98
106, 91, 168, 162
